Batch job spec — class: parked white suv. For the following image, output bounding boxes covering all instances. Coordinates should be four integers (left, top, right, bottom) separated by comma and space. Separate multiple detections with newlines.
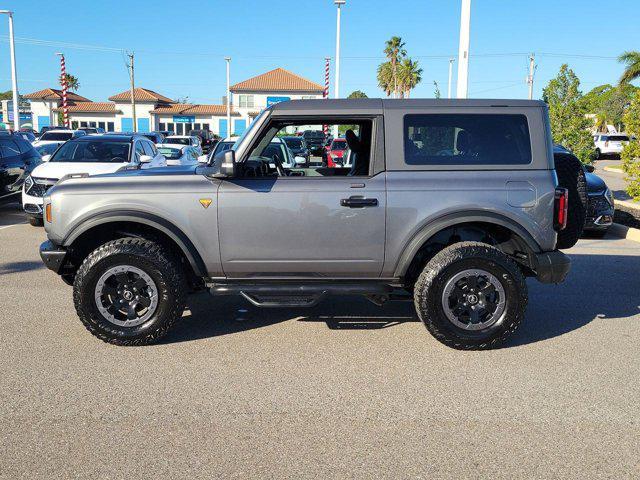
23, 134, 166, 226
33, 129, 86, 150
593, 133, 629, 158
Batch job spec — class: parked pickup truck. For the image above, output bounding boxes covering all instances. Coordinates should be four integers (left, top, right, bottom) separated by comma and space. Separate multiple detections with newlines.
39, 99, 584, 349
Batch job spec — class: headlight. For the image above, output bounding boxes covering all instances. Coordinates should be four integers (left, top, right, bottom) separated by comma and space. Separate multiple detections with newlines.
24, 175, 33, 193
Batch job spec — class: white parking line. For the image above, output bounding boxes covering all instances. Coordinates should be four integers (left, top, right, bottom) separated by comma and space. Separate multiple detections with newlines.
0, 222, 27, 230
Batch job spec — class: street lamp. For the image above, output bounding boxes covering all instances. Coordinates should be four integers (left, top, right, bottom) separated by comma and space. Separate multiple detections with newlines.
333, 0, 345, 138
0, 10, 20, 131
456, 0, 471, 99
225, 57, 231, 138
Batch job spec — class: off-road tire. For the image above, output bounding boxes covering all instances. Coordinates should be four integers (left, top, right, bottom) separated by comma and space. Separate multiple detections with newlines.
554, 152, 587, 249
414, 241, 528, 350
28, 216, 43, 227
73, 237, 187, 346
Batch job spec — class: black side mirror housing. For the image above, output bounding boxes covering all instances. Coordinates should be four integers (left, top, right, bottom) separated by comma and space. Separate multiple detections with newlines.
585, 164, 595, 173
211, 149, 236, 178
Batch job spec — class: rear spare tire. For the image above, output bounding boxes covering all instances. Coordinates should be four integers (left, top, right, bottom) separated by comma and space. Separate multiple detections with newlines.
553, 152, 587, 249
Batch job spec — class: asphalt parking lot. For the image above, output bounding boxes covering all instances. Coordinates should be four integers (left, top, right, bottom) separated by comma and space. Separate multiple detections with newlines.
1, 201, 639, 479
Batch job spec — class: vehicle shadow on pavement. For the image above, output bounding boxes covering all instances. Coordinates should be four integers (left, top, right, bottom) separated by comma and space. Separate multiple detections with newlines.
163, 253, 640, 347
0, 201, 26, 227
505, 253, 640, 348
0, 261, 45, 275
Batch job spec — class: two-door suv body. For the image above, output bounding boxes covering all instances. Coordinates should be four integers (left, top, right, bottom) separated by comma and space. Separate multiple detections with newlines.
40, 99, 575, 349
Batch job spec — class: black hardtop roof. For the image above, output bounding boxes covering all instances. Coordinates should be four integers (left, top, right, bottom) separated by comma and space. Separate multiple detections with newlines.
270, 98, 547, 114
73, 133, 146, 143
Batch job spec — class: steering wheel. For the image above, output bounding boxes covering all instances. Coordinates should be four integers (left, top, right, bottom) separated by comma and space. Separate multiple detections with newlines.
271, 154, 286, 177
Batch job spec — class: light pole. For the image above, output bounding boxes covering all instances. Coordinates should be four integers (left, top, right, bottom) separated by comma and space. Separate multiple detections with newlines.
0, 10, 20, 131
456, 0, 471, 99
333, 0, 345, 138
225, 57, 231, 138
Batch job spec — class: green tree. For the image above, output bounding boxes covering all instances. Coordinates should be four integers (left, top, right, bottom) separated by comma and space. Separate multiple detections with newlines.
347, 90, 368, 99
61, 73, 80, 92
542, 64, 594, 163
433, 81, 441, 99
621, 91, 640, 199
377, 61, 394, 97
581, 83, 638, 132
383, 36, 406, 98
397, 58, 423, 98
618, 51, 640, 85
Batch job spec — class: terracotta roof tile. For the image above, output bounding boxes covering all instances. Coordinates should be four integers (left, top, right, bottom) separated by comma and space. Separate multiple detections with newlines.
52, 102, 120, 113
151, 103, 240, 116
24, 88, 91, 102
108, 87, 174, 103
230, 68, 323, 93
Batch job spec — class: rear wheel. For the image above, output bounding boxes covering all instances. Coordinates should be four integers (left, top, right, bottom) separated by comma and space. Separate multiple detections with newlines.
554, 152, 587, 249
414, 242, 528, 350
73, 237, 187, 346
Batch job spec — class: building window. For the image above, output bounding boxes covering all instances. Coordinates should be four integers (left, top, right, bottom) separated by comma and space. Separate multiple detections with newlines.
98, 122, 106, 130
203, 123, 210, 131
89, 121, 97, 127
159, 122, 166, 131
107, 122, 115, 132
80, 121, 88, 127
176, 123, 184, 135
238, 95, 255, 108
167, 122, 175, 133
71, 121, 79, 129
185, 123, 193, 134
194, 123, 201, 130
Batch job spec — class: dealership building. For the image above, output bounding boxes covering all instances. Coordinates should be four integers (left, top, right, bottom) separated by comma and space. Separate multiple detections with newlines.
25, 68, 324, 136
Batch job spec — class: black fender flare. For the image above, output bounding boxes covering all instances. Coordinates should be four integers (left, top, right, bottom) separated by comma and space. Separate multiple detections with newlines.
393, 210, 543, 278
63, 210, 207, 277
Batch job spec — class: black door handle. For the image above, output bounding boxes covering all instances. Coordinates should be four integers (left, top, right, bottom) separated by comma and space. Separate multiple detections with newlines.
340, 196, 378, 208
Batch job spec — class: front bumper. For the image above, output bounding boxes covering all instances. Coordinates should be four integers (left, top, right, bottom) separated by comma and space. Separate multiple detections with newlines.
584, 193, 614, 231
40, 240, 67, 274
534, 250, 571, 284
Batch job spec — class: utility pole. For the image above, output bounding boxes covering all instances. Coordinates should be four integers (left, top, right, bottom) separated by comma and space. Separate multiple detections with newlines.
127, 52, 137, 132
333, 0, 345, 139
56, 53, 68, 127
527, 53, 536, 100
456, 0, 471, 99
447, 58, 455, 99
225, 57, 231, 138
0, 10, 20, 131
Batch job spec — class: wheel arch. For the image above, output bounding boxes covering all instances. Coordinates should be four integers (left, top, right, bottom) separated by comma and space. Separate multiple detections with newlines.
394, 210, 543, 281
63, 210, 207, 278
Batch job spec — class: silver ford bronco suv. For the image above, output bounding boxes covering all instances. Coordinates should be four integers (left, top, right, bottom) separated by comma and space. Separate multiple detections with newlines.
39, 99, 583, 349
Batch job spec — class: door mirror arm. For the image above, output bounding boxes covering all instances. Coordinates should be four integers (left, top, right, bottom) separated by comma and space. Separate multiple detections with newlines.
209, 149, 237, 178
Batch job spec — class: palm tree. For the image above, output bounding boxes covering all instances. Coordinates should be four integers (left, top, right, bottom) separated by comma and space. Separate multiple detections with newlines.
383, 36, 406, 97
61, 73, 80, 92
618, 51, 640, 84
377, 62, 394, 97
397, 58, 423, 98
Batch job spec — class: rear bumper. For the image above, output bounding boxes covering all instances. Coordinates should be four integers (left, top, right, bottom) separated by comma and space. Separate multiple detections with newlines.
39, 240, 67, 274
534, 250, 571, 284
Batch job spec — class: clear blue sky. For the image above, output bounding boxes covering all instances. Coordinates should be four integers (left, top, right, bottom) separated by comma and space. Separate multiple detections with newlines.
0, 0, 637, 104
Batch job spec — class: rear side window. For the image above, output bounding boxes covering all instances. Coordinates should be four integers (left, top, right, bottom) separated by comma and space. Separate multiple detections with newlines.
0, 139, 21, 158
403, 114, 532, 166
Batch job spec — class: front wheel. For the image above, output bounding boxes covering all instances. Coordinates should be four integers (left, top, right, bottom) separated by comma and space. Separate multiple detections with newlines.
73, 237, 187, 346
414, 242, 528, 350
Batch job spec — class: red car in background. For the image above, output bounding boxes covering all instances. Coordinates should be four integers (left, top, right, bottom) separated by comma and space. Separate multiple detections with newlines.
325, 138, 348, 167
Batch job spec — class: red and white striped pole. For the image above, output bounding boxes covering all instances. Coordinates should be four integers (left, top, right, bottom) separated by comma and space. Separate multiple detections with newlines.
323, 57, 330, 137
57, 53, 69, 127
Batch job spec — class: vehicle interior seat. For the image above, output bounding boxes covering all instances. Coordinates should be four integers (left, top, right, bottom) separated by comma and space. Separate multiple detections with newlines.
345, 128, 370, 176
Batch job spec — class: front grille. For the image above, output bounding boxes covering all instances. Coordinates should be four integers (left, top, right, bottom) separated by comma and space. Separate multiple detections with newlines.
26, 178, 56, 198
24, 203, 42, 214
587, 195, 612, 217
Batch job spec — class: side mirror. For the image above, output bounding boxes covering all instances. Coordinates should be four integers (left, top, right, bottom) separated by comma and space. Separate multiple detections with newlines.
585, 164, 595, 173
211, 149, 236, 178
139, 154, 153, 164
41, 154, 51, 162
197, 154, 208, 163
294, 156, 306, 165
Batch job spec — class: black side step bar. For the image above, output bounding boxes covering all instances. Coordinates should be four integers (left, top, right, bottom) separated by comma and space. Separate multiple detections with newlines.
209, 282, 394, 308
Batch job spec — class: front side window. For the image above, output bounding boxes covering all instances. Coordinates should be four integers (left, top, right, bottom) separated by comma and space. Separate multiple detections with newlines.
134, 142, 145, 162
142, 141, 156, 157
403, 114, 532, 166
51, 141, 131, 163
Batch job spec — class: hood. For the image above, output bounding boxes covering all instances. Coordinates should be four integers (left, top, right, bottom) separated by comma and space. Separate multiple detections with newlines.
585, 171, 607, 194
30, 161, 127, 180
96, 164, 199, 178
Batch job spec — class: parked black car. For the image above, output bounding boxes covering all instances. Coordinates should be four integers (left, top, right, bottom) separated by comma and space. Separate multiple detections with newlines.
281, 136, 310, 164
140, 132, 165, 144
190, 129, 217, 154
302, 130, 326, 156
553, 144, 613, 236
0, 135, 41, 205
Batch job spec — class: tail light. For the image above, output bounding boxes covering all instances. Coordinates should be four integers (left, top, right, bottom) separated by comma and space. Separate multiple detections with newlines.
554, 188, 568, 231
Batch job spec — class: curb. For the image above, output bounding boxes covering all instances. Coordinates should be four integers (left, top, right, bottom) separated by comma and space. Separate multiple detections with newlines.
607, 223, 640, 243
616, 199, 640, 212
603, 166, 624, 174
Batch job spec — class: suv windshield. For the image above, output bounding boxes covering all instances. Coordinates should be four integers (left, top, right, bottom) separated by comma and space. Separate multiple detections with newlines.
608, 135, 629, 141
40, 132, 73, 141
164, 137, 190, 146
303, 131, 324, 139
51, 140, 130, 163
157, 147, 183, 160
331, 140, 347, 150
284, 138, 303, 148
